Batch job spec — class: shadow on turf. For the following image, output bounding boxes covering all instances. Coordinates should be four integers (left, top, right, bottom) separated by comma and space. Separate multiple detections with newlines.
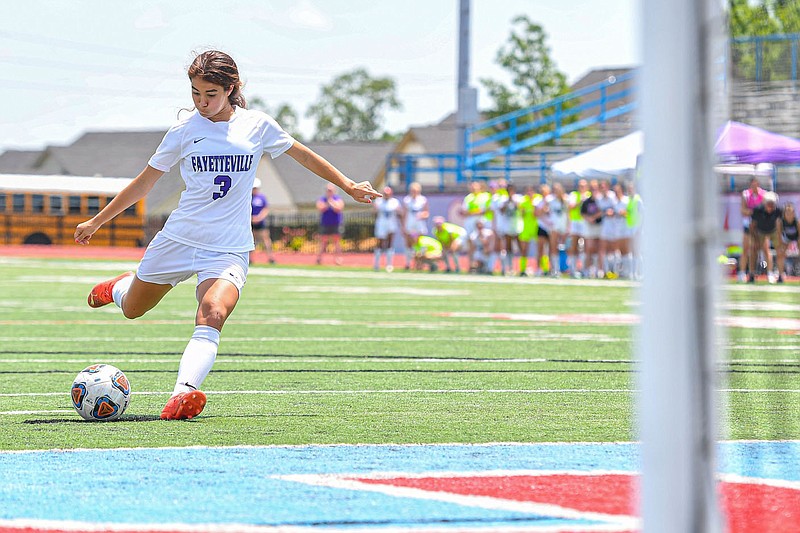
24, 414, 164, 424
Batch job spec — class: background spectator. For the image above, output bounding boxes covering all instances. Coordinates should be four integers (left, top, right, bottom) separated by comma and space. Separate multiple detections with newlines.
316, 183, 345, 265
251, 178, 275, 265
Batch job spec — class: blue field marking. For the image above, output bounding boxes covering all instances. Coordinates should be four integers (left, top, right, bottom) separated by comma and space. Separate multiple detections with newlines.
0, 441, 796, 530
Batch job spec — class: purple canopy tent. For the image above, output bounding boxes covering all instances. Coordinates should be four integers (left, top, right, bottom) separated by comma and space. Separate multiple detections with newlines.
714, 121, 800, 165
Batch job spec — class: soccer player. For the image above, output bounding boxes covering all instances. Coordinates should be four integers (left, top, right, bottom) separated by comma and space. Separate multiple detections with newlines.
468, 218, 496, 274
747, 191, 782, 283
545, 182, 569, 277
739, 177, 767, 282
372, 186, 401, 272
495, 181, 525, 275
400, 182, 429, 270
432, 216, 467, 273
74, 50, 381, 420
251, 178, 275, 265
517, 185, 539, 276
566, 179, 590, 277
413, 234, 444, 272
777, 202, 798, 283
580, 180, 604, 278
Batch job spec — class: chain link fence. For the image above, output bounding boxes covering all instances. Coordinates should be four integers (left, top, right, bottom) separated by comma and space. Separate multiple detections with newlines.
146, 211, 378, 253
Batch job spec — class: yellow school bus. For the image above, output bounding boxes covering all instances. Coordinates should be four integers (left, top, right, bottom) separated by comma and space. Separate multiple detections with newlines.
0, 174, 145, 246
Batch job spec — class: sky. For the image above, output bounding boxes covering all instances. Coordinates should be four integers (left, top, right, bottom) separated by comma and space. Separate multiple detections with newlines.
0, 0, 640, 153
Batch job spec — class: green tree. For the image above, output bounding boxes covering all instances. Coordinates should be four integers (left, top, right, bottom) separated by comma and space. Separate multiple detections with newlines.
306, 68, 402, 142
248, 96, 303, 141
479, 15, 573, 146
729, 0, 800, 81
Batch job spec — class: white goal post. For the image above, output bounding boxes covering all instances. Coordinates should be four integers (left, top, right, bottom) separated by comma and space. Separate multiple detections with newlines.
637, 0, 727, 531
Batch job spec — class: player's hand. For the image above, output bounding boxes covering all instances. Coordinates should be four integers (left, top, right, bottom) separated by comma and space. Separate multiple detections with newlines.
348, 181, 382, 204
74, 219, 100, 245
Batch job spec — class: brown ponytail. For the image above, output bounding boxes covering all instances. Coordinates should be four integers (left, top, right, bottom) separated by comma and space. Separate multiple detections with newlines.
188, 50, 246, 108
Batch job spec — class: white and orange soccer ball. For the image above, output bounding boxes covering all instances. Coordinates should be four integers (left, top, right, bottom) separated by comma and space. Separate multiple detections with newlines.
71, 364, 131, 421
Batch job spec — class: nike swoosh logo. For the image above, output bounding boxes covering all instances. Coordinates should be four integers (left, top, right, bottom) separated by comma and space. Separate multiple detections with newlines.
193, 137, 206, 144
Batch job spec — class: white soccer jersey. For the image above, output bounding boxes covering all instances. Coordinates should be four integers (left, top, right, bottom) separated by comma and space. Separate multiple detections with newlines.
148, 107, 294, 252
546, 194, 568, 234
403, 194, 429, 234
374, 196, 401, 239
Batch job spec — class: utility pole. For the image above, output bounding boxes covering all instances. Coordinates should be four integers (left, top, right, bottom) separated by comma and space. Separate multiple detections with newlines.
457, 0, 478, 177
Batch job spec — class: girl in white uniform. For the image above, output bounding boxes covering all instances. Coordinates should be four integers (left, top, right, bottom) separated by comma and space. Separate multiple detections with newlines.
545, 182, 569, 276
401, 182, 429, 269
75, 50, 380, 420
373, 186, 401, 271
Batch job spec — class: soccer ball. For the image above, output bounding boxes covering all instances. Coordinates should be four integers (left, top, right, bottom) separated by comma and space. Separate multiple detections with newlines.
71, 364, 131, 421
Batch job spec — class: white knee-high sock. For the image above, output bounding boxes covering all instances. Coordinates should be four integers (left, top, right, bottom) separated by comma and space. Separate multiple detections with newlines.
112, 274, 135, 309
173, 325, 220, 395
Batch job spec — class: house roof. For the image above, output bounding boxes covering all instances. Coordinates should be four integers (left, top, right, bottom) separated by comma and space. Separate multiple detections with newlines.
45, 130, 170, 177
570, 67, 636, 90
0, 150, 46, 173
270, 141, 395, 207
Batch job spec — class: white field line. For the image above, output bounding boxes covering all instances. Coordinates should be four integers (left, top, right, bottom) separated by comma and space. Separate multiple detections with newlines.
0, 356, 796, 364
3, 388, 800, 404
718, 472, 800, 491
446, 312, 800, 331
0, 409, 73, 415
0, 335, 621, 342
0, 389, 638, 400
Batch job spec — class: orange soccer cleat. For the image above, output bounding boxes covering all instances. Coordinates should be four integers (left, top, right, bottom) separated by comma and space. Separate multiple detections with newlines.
87, 271, 135, 308
160, 390, 207, 420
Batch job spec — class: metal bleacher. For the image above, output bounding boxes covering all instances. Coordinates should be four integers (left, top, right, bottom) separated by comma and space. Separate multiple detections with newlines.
384, 70, 637, 191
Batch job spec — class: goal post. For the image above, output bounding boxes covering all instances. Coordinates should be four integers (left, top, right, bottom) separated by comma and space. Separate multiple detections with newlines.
637, 0, 727, 531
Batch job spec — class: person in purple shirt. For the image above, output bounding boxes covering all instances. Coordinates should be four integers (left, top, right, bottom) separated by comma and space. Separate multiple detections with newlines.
316, 183, 345, 265
251, 178, 275, 264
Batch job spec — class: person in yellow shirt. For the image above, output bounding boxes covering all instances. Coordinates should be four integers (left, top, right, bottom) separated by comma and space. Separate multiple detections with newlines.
413, 234, 444, 272
566, 179, 589, 277
432, 216, 467, 273
459, 180, 490, 235
517, 185, 539, 276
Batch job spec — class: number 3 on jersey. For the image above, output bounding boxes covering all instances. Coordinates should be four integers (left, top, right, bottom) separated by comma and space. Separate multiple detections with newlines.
213, 175, 231, 200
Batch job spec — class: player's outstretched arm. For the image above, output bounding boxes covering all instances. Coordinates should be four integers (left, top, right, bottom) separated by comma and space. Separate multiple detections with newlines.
74, 165, 164, 245
286, 142, 381, 204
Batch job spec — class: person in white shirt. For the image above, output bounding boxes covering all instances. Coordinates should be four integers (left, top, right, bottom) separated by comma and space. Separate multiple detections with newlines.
596, 180, 618, 278
74, 50, 380, 420
545, 182, 569, 277
495, 181, 525, 275
400, 182, 430, 270
468, 218, 496, 274
373, 186, 401, 271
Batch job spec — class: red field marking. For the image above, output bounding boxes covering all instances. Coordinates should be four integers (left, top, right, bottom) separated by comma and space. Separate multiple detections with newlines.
0, 244, 378, 268
351, 472, 800, 533
0, 525, 187, 533
720, 480, 800, 533
355, 473, 638, 517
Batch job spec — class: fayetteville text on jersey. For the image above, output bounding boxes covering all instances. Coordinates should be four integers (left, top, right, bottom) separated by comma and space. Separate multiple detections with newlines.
190, 154, 254, 173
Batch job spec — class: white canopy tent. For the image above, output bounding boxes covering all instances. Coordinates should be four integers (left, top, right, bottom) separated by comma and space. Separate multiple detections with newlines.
550, 131, 775, 183
550, 131, 643, 180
